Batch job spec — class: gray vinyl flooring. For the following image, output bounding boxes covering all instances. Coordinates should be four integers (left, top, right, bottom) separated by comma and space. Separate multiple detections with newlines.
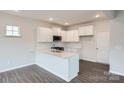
0, 60, 124, 83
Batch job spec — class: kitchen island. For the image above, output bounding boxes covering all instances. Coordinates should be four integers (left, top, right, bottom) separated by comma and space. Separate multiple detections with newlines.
35, 49, 79, 82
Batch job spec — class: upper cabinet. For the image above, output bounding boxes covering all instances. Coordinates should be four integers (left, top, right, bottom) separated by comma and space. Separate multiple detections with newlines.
60, 30, 66, 42
37, 27, 53, 42
37, 26, 93, 43
65, 30, 79, 42
52, 27, 61, 36
66, 31, 74, 42
73, 30, 79, 42
78, 25, 94, 36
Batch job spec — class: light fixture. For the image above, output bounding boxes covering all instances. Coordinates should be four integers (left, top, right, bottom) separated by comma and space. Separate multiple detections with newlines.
65, 22, 69, 25
95, 14, 100, 18
49, 17, 53, 21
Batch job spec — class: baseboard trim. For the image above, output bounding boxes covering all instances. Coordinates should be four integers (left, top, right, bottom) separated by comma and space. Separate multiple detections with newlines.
0, 63, 34, 73
80, 59, 95, 62
110, 70, 124, 76
80, 59, 109, 65
80, 57, 96, 62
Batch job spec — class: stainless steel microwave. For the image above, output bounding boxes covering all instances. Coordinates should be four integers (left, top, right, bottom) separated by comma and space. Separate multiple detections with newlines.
53, 36, 62, 41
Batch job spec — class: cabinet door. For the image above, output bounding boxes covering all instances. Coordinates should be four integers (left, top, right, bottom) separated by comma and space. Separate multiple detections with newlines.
85, 25, 94, 35
69, 31, 74, 42
37, 27, 52, 42
60, 30, 66, 42
66, 30, 79, 42
52, 27, 61, 36
78, 27, 86, 36
78, 25, 94, 36
73, 30, 79, 42
66, 31, 74, 42
47, 29, 53, 42
57, 29, 62, 36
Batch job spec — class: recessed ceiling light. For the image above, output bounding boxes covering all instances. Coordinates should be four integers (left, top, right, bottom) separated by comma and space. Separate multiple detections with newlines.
65, 22, 69, 25
49, 17, 53, 21
95, 14, 100, 18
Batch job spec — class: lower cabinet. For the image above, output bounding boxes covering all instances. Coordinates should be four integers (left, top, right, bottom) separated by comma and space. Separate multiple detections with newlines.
35, 52, 79, 82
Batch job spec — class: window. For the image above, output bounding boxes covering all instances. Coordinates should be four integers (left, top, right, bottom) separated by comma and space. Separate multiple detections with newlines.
6, 25, 21, 36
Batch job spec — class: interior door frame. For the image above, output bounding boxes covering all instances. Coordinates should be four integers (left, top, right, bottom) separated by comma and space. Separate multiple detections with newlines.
96, 31, 110, 64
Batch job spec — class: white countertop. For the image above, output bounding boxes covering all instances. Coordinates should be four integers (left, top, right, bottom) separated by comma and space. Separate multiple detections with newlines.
37, 49, 78, 59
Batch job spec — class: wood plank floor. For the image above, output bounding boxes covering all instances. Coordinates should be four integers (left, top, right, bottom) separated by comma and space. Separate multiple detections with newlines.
0, 60, 124, 83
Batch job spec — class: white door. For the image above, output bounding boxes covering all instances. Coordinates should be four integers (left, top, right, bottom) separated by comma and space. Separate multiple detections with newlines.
96, 31, 110, 64
80, 36, 97, 62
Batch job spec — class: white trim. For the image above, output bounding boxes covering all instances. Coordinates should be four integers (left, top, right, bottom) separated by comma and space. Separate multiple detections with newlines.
110, 70, 124, 76
80, 57, 109, 65
0, 63, 34, 73
5, 25, 21, 37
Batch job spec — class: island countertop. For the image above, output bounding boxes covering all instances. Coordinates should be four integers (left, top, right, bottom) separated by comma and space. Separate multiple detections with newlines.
36, 49, 78, 59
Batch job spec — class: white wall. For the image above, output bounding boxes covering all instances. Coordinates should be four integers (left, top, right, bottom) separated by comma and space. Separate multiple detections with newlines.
66, 20, 110, 63
110, 11, 124, 76
0, 12, 60, 72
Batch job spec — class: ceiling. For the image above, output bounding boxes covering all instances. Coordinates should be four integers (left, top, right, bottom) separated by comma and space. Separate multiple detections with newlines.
1, 10, 114, 26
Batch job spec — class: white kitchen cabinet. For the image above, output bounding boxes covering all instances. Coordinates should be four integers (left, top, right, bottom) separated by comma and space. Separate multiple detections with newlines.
35, 51, 79, 82
78, 25, 94, 36
66, 31, 74, 42
37, 27, 53, 42
65, 30, 79, 42
37, 27, 79, 43
60, 30, 66, 42
52, 27, 61, 36
73, 30, 79, 42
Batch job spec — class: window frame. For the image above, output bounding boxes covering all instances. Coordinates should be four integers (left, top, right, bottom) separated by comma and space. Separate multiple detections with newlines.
5, 25, 21, 37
